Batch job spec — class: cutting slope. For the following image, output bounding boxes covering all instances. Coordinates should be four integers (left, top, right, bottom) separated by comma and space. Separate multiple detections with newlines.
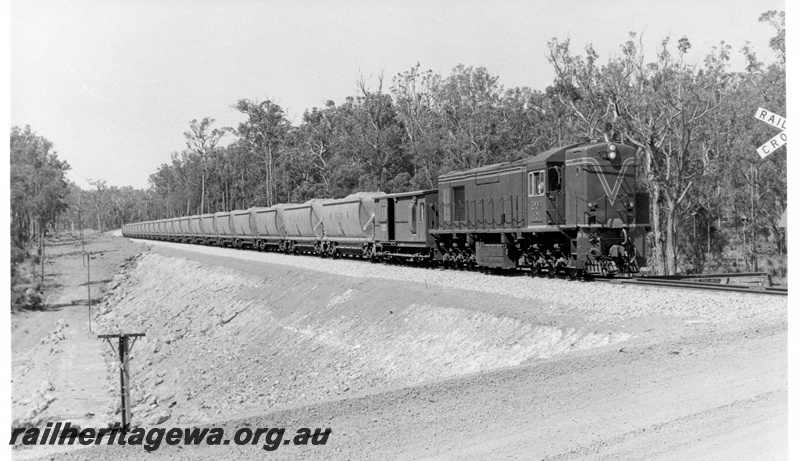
94, 251, 640, 425
21, 238, 784, 460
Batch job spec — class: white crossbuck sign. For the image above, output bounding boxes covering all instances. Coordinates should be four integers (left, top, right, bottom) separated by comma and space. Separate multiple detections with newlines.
754, 107, 787, 158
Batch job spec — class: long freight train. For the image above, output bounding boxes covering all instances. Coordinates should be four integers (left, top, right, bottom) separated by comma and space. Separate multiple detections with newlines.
122, 140, 650, 277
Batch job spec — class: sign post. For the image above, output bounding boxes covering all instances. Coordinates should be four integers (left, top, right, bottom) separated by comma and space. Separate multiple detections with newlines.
754, 107, 788, 158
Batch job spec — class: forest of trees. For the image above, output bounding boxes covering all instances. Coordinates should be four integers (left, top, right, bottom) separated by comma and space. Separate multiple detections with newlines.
12, 11, 786, 285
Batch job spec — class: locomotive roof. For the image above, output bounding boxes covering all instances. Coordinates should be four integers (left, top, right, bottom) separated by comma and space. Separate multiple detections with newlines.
374, 189, 438, 200
438, 142, 583, 181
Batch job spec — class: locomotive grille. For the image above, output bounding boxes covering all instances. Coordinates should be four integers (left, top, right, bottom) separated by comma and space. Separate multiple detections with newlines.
453, 186, 466, 222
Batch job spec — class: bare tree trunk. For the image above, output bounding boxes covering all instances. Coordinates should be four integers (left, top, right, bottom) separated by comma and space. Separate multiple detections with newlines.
750, 166, 758, 271
40, 225, 45, 282
265, 147, 272, 206
648, 184, 667, 275
201, 173, 206, 215
665, 197, 678, 275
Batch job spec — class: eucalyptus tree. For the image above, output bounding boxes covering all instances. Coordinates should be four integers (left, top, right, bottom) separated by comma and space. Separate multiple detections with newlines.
278, 105, 339, 201
351, 74, 409, 192
434, 65, 508, 171
391, 64, 445, 189
184, 118, 225, 214
10, 125, 71, 281
548, 35, 726, 275
234, 99, 290, 206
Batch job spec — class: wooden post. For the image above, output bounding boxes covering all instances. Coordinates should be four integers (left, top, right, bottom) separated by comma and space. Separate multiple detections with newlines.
118, 337, 128, 427
99, 333, 145, 431
84, 252, 92, 332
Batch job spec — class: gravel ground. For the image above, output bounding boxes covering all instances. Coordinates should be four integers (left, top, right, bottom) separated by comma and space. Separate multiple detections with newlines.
134, 239, 786, 328
11, 236, 786, 460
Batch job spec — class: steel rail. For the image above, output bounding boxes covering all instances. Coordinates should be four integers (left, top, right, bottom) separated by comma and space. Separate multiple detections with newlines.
602, 277, 787, 296
130, 237, 787, 296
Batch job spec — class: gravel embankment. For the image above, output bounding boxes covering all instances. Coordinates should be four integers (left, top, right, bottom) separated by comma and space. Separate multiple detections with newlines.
136, 239, 785, 328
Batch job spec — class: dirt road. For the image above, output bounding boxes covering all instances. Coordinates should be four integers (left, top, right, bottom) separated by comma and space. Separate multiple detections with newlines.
11, 236, 787, 459
10, 232, 144, 460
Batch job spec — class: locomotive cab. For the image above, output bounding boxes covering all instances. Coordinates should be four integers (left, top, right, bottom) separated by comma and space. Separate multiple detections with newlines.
525, 144, 575, 227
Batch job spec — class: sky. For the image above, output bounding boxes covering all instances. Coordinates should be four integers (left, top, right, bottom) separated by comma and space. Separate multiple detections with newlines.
10, 0, 787, 190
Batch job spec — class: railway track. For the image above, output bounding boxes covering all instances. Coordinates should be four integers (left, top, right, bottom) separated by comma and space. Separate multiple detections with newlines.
135, 237, 787, 297
443, 264, 787, 296
597, 275, 788, 296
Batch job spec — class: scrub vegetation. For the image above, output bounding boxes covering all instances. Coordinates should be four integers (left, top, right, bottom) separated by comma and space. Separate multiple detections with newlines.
12, 11, 785, 278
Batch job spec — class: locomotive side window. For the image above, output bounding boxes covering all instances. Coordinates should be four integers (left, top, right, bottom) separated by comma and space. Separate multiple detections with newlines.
548, 166, 563, 193
528, 171, 545, 196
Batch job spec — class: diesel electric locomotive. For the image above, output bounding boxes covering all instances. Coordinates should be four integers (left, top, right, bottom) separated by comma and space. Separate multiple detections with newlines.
122, 140, 650, 278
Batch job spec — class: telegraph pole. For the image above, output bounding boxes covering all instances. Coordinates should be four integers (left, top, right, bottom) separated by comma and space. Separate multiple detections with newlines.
84, 252, 92, 332
99, 333, 145, 431
79, 209, 85, 255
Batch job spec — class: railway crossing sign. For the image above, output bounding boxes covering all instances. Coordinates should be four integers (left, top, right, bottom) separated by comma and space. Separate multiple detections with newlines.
754, 107, 787, 158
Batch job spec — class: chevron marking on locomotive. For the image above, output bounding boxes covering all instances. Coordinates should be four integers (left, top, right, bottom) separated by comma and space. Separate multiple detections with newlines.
564, 157, 635, 204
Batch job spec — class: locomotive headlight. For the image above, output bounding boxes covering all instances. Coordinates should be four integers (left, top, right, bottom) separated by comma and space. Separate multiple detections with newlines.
607, 143, 617, 160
